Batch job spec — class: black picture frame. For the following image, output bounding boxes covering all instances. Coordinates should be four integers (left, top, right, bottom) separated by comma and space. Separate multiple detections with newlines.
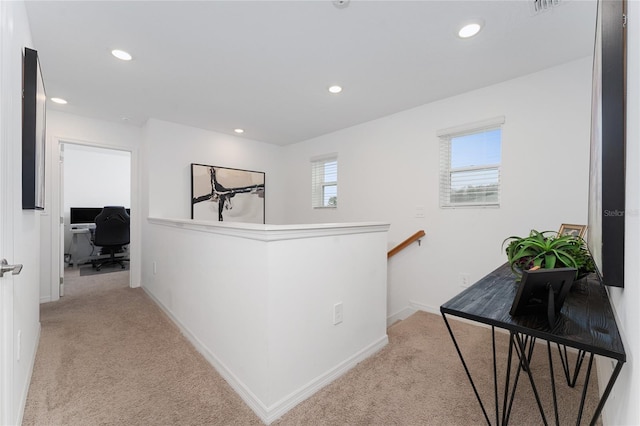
510, 267, 577, 327
191, 163, 265, 224
22, 47, 46, 210
587, 0, 627, 287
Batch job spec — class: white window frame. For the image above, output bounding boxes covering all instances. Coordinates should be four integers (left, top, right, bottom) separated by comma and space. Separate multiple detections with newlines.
311, 154, 338, 208
438, 117, 504, 208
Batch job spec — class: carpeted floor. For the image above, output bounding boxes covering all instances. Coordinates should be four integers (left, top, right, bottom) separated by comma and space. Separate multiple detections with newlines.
23, 270, 600, 425
78, 262, 129, 276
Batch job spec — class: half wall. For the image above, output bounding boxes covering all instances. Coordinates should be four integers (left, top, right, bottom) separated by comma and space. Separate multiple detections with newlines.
142, 218, 390, 423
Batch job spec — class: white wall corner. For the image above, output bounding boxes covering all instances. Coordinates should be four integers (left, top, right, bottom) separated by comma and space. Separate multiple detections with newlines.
141, 286, 272, 421
387, 301, 441, 327
408, 300, 440, 316
263, 335, 388, 424
387, 306, 417, 327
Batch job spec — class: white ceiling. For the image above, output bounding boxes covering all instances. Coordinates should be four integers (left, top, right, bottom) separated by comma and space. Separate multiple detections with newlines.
25, 0, 597, 146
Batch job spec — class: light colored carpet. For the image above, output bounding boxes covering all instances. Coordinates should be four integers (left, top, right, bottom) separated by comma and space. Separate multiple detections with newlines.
78, 262, 129, 276
23, 270, 600, 425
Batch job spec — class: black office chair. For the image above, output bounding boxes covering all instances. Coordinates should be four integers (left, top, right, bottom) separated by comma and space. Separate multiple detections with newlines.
92, 206, 130, 271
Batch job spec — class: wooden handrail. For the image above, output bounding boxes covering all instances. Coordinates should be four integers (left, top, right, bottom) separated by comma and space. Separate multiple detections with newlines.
387, 230, 426, 259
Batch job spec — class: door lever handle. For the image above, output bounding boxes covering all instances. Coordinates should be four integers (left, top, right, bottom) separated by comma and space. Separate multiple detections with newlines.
1, 259, 23, 278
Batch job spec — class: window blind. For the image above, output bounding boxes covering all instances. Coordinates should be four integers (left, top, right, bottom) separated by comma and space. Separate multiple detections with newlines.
439, 120, 503, 208
311, 156, 338, 208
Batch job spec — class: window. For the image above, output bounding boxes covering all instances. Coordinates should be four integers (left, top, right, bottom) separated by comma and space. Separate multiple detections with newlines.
312, 155, 338, 208
439, 117, 504, 207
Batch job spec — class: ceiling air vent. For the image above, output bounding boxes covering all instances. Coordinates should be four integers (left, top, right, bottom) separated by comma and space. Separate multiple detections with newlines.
531, 0, 562, 14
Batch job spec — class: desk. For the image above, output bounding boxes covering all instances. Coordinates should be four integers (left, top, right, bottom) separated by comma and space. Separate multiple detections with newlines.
69, 227, 93, 267
440, 263, 625, 426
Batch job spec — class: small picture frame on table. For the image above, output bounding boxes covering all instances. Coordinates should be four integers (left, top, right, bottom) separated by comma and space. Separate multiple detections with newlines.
510, 267, 577, 327
558, 224, 587, 238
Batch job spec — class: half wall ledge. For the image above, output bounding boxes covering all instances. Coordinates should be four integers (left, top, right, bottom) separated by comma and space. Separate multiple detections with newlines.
147, 216, 390, 241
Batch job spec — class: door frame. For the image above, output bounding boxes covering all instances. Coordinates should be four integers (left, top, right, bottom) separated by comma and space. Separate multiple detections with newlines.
48, 136, 140, 301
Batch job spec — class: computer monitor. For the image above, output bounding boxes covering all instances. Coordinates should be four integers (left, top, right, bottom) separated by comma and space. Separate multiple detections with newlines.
70, 207, 130, 225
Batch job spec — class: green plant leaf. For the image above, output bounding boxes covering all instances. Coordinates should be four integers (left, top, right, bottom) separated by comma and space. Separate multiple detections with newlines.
503, 229, 594, 276
545, 254, 556, 269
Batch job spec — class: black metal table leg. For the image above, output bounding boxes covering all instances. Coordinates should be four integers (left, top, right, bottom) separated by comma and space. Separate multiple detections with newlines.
503, 332, 528, 425
492, 327, 500, 424
546, 341, 560, 425
556, 343, 587, 388
576, 353, 594, 425
501, 333, 516, 425
513, 332, 549, 426
442, 313, 492, 425
589, 360, 624, 426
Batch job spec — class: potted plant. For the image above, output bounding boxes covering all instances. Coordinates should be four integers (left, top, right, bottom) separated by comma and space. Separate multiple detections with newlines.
503, 230, 595, 278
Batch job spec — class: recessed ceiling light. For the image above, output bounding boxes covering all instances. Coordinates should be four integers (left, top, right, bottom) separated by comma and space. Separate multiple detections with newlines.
51, 97, 67, 104
458, 23, 482, 39
328, 85, 343, 94
111, 49, 132, 61
234, 128, 244, 134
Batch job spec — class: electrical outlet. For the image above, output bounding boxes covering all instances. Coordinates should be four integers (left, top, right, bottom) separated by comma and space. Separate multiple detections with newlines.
333, 302, 343, 325
460, 273, 471, 288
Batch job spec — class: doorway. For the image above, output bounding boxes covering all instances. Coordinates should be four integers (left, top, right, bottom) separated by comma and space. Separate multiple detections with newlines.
60, 143, 131, 292
47, 137, 139, 302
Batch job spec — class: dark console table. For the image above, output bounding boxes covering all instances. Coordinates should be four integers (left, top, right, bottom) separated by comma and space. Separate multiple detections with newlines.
440, 263, 625, 426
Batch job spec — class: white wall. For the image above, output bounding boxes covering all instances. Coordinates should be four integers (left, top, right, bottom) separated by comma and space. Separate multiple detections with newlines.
62, 144, 131, 262
281, 57, 593, 321
0, 2, 41, 424
42, 110, 142, 302
63, 144, 131, 212
142, 119, 285, 224
142, 219, 388, 423
598, 1, 640, 424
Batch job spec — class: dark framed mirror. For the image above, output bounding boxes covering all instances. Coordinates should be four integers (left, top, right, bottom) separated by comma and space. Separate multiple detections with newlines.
588, 0, 627, 288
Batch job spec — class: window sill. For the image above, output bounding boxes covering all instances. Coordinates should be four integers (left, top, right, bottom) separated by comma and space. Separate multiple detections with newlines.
441, 204, 500, 209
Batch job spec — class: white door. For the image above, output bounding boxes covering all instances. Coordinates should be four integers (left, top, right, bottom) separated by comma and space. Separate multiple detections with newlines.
0, 142, 13, 426
0, 148, 23, 426
1, 2, 22, 421
0, 2, 12, 416
0, 76, 16, 426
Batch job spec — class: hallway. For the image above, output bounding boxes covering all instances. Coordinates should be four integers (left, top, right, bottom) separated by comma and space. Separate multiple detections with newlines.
22, 268, 260, 425
22, 268, 603, 425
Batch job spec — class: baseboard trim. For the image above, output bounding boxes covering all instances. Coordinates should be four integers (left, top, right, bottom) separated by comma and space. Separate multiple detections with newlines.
408, 300, 440, 315
387, 301, 441, 326
264, 334, 388, 424
142, 286, 387, 425
17, 322, 41, 426
387, 306, 416, 326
